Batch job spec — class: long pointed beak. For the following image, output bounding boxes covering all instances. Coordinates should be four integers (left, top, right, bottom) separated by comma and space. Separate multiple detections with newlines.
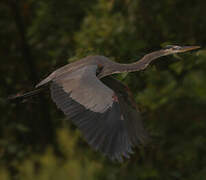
179, 46, 201, 52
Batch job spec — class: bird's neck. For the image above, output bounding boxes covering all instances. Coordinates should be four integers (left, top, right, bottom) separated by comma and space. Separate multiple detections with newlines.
112, 50, 166, 74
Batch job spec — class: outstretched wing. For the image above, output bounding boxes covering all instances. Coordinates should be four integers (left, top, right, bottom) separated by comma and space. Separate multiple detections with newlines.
50, 65, 149, 161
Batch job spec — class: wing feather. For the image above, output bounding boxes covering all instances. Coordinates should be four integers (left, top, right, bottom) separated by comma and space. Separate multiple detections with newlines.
50, 65, 149, 161
102, 77, 151, 146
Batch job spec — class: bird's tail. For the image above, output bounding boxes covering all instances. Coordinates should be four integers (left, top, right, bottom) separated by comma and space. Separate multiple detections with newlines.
8, 87, 46, 101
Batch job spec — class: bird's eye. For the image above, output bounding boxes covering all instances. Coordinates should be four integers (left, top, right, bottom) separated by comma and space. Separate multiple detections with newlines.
172, 45, 181, 50
164, 45, 181, 50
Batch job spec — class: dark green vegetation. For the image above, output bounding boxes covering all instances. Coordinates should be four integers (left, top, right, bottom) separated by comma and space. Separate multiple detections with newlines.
1, 0, 206, 179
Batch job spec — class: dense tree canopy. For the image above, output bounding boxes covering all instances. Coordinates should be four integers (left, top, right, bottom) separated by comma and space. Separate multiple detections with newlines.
0, 0, 206, 179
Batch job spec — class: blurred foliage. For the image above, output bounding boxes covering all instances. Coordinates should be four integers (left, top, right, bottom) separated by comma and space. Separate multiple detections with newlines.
0, 0, 206, 179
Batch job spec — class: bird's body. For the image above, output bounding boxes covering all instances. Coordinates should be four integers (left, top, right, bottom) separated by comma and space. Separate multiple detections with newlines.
10, 45, 200, 161
35, 55, 114, 87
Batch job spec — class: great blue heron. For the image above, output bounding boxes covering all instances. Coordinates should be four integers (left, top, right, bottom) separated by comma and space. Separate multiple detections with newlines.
10, 45, 200, 161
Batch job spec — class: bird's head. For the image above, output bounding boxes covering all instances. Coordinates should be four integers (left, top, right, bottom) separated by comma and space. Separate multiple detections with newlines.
162, 45, 200, 55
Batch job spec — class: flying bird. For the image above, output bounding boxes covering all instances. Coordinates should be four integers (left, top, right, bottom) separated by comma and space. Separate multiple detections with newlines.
10, 45, 200, 161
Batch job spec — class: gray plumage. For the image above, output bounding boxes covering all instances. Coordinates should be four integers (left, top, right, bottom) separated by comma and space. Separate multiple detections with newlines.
10, 45, 200, 161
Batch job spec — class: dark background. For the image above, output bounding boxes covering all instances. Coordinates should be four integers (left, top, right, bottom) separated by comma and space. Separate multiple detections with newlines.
0, 0, 206, 179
